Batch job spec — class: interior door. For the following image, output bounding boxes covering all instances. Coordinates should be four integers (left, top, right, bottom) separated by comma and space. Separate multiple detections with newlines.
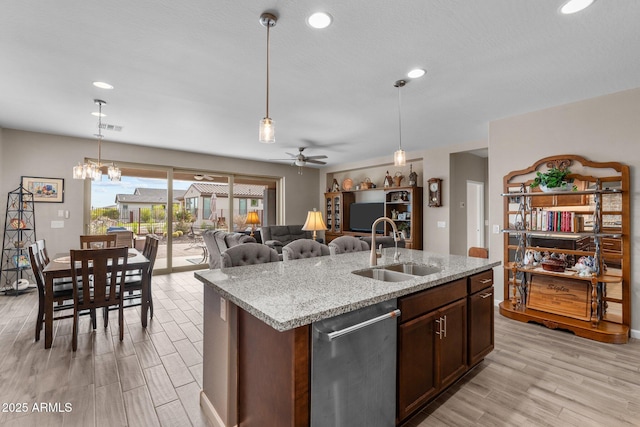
466, 180, 484, 251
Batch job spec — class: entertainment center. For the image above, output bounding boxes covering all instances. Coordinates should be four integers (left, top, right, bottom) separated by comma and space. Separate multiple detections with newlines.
324, 186, 423, 249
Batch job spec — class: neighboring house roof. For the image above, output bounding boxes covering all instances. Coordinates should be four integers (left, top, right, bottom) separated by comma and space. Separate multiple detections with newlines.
115, 188, 186, 204
185, 183, 265, 199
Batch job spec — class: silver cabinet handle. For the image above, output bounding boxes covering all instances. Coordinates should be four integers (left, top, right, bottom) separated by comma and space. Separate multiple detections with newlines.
480, 292, 493, 299
323, 309, 401, 341
443, 315, 447, 338
435, 315, 446, 339
479, 278, 493, 284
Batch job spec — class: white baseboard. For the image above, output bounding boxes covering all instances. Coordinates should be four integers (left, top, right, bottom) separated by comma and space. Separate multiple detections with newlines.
200, 390, 233, 427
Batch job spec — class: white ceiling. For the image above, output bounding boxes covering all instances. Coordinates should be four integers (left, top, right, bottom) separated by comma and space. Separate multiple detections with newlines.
1, 1, 639, 169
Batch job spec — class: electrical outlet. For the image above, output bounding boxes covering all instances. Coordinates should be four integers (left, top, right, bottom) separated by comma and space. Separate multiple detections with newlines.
220, 297, 227, 321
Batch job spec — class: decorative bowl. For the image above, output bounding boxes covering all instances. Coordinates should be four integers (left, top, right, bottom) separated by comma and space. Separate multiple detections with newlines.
541, 259, 566, 272
13, 241, 25, 248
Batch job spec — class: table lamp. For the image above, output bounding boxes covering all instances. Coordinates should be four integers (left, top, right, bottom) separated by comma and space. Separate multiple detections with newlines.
246, 211, 261, 237
302, 208, 327, 241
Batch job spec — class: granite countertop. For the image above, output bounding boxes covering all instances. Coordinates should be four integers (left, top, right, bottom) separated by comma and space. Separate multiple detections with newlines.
195, 249, 501, 331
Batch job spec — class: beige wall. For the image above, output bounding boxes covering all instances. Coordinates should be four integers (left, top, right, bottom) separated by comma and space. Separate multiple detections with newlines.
0, 129, 319, 256
449, 152, 488, 256
488, 87, 640, 334
320, 141, 489, 255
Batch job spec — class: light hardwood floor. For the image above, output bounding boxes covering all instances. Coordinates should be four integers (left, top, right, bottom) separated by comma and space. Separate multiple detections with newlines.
1, 271, 639, 426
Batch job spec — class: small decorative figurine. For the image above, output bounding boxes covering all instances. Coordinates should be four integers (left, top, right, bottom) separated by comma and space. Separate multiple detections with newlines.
393, 172, 404, 187
384, 171, 393, 188
408, 164, 418, 187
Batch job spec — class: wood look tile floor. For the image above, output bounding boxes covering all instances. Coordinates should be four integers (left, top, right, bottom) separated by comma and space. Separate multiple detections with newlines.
1, 271, 640, 427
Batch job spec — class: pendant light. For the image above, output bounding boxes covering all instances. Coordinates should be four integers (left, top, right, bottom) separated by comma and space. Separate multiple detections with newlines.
259, 12, 277, 143
73, 99, 121, 181
393, 79, 407, 166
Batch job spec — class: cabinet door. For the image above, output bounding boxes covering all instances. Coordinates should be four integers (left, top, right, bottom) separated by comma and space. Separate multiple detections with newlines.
437, 299, 468, 389
397, 310, 438, 421
468, 287, 494, 367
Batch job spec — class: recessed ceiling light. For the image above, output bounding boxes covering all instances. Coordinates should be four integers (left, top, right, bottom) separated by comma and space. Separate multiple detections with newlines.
93, 81, 114, 90
407, 68, 426, 79
91, 111, 106, 117
307, 12, 332, 29
560, 0, 595, 14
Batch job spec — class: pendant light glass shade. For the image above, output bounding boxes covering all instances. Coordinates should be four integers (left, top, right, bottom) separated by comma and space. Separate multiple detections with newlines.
72, 99, 121, 181
393, 80, 407, 166
259, 13, 277, 143
394, 148, 406, 166
259, 117, 275, 143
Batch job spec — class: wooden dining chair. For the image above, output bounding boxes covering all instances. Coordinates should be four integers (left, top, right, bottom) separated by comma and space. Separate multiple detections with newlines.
70, 246, 128, 351
107, 230, 135, 248
79, 234, 117, 249
29, 243, 95, 342
123, 235, 160, 317
468, 247, 489, 259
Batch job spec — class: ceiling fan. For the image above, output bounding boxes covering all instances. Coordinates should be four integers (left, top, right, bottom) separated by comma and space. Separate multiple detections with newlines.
194, 174, 215, 181
274, 147, 328, 166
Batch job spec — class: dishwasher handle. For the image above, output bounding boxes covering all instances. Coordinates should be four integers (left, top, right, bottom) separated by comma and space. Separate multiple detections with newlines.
320, 309, 401, 342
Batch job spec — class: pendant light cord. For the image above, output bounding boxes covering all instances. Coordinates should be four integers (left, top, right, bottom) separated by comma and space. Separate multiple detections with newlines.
397, 84, 402, 150
97, 101, 103, 165
266, 23, 270, 118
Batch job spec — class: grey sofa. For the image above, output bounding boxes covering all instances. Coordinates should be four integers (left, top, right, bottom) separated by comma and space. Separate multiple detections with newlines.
260, 225, 315, 254
202, 229, 257, 269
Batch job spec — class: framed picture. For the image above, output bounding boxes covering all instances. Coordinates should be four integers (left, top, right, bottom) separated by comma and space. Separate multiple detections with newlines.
12, 254, 30, 268
21, 176, 64, 203
397, 213, 407, 220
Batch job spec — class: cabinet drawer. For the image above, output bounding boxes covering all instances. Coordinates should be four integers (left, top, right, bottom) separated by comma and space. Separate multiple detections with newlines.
468, 270, 493, 294
601, 237, 622, 254
399, 279, 466, 323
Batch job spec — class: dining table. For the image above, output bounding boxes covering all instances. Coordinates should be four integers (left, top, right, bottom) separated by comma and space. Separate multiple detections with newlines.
41, 247, 151, 349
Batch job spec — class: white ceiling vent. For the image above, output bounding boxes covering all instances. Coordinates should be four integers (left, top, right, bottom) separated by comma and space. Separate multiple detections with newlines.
99, 123, 123, 132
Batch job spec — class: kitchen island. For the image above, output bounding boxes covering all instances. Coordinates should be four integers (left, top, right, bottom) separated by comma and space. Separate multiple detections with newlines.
195, 248, 500, 427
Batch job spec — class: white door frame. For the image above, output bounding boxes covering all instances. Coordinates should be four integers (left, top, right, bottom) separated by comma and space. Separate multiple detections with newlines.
466, 180, 485, 250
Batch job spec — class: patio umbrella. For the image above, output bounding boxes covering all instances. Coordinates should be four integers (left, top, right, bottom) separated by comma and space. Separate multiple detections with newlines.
208, 193, 218, 221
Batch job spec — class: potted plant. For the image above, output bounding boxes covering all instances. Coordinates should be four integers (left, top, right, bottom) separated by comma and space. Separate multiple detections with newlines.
530, 167, 576, 192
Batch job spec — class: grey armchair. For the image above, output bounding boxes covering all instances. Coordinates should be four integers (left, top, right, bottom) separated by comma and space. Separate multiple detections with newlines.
282, 239, 330, 260
328, 235, 370, 254
203, 230, 257, 269
220, 243, 279, 267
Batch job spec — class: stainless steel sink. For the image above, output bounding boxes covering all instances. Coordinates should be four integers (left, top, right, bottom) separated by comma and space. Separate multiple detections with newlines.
382, 263, 441, 276
352, 268, 415, 282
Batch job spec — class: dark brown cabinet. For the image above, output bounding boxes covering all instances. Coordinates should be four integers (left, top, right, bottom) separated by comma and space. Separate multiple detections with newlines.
468, 270, 494, 367
397, 279, 468, 422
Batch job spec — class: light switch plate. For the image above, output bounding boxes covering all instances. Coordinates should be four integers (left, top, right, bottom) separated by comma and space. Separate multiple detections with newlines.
493, 224, 501, 234
437, 221, 446, 228
51, 220, 64, 228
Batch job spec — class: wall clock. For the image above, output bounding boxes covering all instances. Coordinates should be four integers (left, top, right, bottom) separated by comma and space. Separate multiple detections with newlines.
428, 178, 442, 207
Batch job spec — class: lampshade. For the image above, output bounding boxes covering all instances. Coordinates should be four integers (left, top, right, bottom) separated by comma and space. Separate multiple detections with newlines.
246, 211, 261, 225
246, 211, 260, 237
302, 208, 327, 240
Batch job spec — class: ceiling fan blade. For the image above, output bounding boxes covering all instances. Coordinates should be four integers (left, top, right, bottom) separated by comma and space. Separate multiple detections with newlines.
269, 158, 296, 161
305, 159, 327, 165
305, 155, 328, 160
285, 152, 298, 157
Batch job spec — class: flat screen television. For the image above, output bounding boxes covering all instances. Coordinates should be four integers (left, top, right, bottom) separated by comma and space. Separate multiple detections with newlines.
349, 202, 385, 233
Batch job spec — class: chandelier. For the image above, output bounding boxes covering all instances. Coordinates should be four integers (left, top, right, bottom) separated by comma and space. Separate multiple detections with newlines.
73, 99, 121, 181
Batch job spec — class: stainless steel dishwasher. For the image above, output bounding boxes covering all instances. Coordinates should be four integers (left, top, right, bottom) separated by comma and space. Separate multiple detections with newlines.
311, 299, 399, 427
